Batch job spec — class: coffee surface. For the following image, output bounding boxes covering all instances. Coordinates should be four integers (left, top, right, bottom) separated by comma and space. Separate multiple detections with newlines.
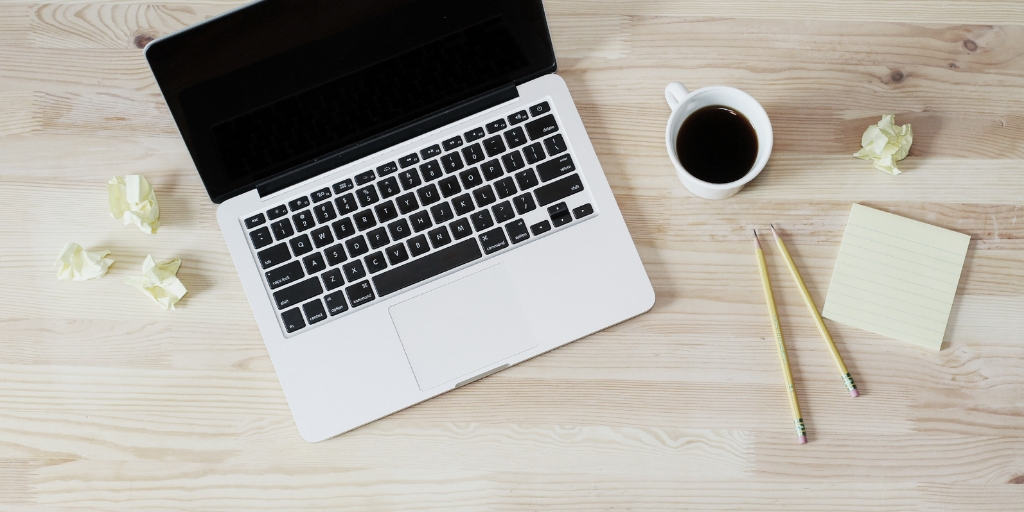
676, 105, 758, 184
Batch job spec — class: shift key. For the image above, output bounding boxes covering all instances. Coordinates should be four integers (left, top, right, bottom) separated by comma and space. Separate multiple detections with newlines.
534, 173, 585, 206
273, 277, 323, 309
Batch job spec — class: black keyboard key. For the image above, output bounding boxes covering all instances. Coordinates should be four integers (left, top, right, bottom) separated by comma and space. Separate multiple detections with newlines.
462, 143, 485, 165
271, 219, 294, 240
506, 219, 530, 244
266, 261, 303, 289
442, 135, 463, 151
522, 142, 545, 164
508, 110, 529, 125
419, 160, 443, 182
482, 135, 506, 157
515, 168, 539, 190
332, 217, 355, 239
531, 220, 552, 236
311, 187, 332, 203
525, 113, 559, 140
267, 204, 289, 220
342, 260, 366, 281
552, 211, 572, 227
281, 307, 305, 333
398, 169, 421, 190
353, 209, 376, 231
325, 243, 347, 266
249, 226, 273, 249
501, 150, 525, 172
396, 192, 419, 214
470, 209, 494, 231
388, 218, 412, 240
513, 192, 537, 215
374, 200, 398, 222
376, 161, 398, 177
529, 101, 550, 116
365, 251, 388, 274
418, 184, 441, 206
258, 242, 291, 269
302, 252, 326, 274
409, 210, 433, 232
313, 201, 337, 223
386, 243, 409, 265
573, 203, 594, 219
292, 210, 315, 232
303, 300, 328, 325
544, 133, 567, 156
492, 200, 515, 223
346, 280, 375, 308
486, 118, 507, 133
548, 202, 569, 218
335, 193, 358, 214
473, 185, 496, 207
289, 234, 313, 256
430, 202, 454, 224
332, 179, 353, 194
324, 291, 349, 315
504, 126, 527, 148
481, 159, 503, 181
345, 234, 369, 257
373, 238, 483, 296
494, 177, 517, 199
441, 152, 464, 173
399, 153, 419, 168
356, 185, 379, 207
367, 227, 390, 249
421, 144, 442, 160
311, 226, 334, 248
535, 173, 585, 206
289, 196, 310, 211
273, 277, 323, 309
439, 175, 461, 197
407, 234, 430, 257
450, 217, 472, 239
355, 169, 376, 185
322, 268, 345, 291
245, 213, 266, 229
378, 176, 400, 198
452, 193, 475, 216
464, 126, 485, 142
478, 227, 509, 254
537, 154, 576, 182
458, 167, 483, 189
428, 226, 452, 248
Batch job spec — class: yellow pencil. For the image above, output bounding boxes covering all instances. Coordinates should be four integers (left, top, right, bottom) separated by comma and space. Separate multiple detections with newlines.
753, 229, 807, 444
769, 224, 859, 397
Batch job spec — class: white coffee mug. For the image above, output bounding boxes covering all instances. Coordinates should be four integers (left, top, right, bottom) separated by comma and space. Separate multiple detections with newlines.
664, 82, 773, 200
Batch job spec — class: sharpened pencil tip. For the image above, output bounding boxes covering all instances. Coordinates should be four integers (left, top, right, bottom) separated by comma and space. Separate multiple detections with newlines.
770, 223, 778, 235
752, 229, 761, 248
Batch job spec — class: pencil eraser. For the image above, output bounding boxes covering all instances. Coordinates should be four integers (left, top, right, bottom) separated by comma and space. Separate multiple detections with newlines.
797, 435, 807, 444
850, 389, 860, 398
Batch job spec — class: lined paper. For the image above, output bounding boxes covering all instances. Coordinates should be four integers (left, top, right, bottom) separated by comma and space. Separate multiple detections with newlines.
822, 204, 970, 350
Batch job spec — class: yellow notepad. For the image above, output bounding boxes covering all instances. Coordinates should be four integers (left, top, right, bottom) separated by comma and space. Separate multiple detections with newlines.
822, 204, 970, 350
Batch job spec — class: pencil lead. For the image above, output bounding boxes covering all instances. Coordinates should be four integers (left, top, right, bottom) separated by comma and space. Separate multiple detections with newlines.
770, 223, 778, 236
752, 229, 761, 249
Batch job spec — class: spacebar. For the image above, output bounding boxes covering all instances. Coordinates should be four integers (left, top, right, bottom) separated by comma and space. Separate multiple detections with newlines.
372, 239, 483, 296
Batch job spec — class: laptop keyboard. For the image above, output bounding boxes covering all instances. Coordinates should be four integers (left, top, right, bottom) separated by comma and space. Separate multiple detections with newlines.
242, 100, 596, 335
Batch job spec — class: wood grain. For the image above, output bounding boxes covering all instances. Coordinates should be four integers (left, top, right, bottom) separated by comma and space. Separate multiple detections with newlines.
2, 1, 1023, 510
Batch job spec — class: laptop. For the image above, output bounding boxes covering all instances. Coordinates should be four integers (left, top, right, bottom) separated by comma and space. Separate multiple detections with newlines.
146, 0, 654, 442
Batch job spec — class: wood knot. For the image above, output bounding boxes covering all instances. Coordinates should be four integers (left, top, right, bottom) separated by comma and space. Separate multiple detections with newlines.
889, 70, 905, 83
963, 39, 978, 52
1009, 474, 1024, 484
133, 33, 155, 49
947, 62, 960, 70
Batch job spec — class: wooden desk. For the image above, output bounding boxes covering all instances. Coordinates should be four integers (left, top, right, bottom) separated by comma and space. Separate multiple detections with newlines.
2, 1, 1022, 510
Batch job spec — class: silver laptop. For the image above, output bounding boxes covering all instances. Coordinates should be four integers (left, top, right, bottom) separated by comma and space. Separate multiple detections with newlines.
146, 0, 654, 442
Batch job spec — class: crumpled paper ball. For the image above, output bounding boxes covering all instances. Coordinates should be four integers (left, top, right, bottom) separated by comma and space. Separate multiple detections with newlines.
56, 242, 114, 281
126, 255, 187, 310
108, 175, 160, 234
853, 114, 913, 175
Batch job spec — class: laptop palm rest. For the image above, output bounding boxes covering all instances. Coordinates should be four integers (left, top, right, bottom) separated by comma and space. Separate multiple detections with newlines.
388, 265, 538, 391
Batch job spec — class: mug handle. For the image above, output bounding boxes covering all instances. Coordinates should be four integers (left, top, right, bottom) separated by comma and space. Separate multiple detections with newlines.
665, 82, 689, 111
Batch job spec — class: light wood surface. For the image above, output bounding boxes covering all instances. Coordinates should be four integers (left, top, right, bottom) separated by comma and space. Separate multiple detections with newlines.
2, 1, 1023, 510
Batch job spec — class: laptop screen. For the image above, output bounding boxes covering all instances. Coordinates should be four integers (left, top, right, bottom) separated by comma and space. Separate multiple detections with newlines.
146, 0, 555, 203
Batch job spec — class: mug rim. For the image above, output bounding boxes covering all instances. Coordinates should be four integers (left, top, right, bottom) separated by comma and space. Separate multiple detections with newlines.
665, 86, 773, 190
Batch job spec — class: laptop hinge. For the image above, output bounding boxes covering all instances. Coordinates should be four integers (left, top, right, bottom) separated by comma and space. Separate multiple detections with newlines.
256, 84, 519, 198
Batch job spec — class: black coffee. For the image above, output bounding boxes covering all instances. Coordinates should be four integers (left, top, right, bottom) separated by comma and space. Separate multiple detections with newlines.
675, 105, 758, 184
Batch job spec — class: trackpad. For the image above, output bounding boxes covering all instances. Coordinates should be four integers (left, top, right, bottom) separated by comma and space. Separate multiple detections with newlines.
389, 265, 538, 391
